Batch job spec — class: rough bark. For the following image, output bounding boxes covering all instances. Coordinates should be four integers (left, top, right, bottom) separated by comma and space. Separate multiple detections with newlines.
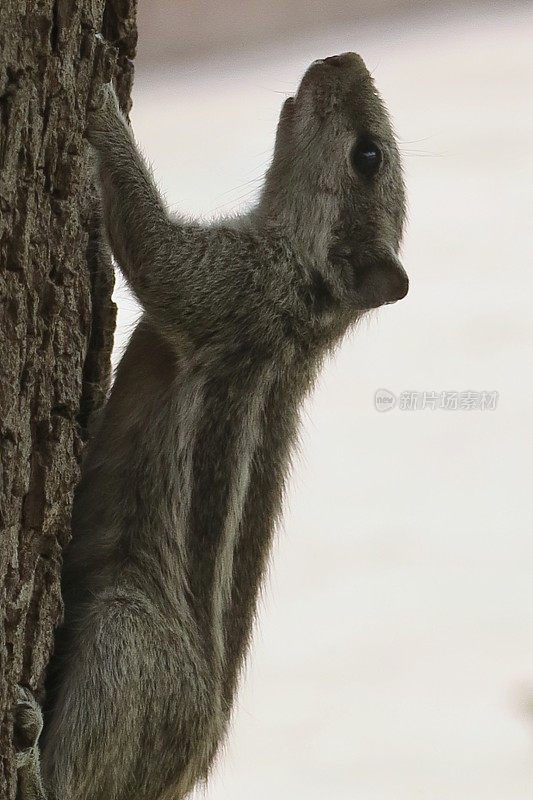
0, 2, 136, 797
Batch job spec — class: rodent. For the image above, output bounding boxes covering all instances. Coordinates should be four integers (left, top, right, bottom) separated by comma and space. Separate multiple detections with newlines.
15, 51, 408, 800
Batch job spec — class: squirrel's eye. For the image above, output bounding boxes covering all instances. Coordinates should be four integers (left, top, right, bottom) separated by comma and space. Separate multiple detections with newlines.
350, 137, 382, 178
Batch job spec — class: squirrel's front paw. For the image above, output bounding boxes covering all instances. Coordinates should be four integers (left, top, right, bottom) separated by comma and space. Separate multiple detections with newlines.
86, 82, 123, 146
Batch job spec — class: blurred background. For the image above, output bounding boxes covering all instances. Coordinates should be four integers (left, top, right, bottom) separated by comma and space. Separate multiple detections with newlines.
114, 2, 533, 797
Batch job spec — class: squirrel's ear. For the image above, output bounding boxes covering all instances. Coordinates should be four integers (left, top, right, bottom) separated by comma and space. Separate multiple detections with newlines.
330, 242, 409, 310
354, 251, 409, 309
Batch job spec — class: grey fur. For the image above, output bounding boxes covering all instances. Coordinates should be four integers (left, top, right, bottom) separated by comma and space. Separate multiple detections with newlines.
17, 52, 408, 800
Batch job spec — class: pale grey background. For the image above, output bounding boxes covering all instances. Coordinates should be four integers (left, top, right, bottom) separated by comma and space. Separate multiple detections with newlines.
112, 2, 533, 797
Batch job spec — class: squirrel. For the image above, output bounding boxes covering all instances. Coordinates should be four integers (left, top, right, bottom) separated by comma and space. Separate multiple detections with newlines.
15, 52, 408, 800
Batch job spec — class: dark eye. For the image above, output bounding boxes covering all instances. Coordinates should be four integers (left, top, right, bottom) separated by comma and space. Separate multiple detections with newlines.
350, 137, 382, 178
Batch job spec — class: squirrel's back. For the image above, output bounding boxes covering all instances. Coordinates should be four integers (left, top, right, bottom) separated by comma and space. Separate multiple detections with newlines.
42, 313, 307, 798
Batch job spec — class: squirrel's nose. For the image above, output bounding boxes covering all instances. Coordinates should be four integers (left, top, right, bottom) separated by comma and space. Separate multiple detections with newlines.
323, 52, 362, 68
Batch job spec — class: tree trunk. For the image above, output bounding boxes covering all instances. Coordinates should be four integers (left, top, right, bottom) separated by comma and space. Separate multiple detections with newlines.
0, 2, 136, 796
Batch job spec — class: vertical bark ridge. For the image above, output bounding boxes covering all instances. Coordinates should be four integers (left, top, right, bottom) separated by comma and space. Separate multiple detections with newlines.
0, 2, 136, 795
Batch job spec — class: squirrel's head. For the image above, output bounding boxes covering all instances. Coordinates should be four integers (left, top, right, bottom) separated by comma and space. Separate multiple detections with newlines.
259, 53, 408, 312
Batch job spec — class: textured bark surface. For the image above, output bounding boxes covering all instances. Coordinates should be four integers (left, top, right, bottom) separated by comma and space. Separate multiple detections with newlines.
0, 2, 136, 797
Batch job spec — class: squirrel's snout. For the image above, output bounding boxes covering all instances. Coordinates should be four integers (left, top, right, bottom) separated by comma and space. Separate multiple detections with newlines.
323, 52, 361, 68
308, 53, 365, 75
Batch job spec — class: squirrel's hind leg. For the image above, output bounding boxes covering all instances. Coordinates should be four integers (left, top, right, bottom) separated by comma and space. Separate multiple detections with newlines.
14, 686, 47, 800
